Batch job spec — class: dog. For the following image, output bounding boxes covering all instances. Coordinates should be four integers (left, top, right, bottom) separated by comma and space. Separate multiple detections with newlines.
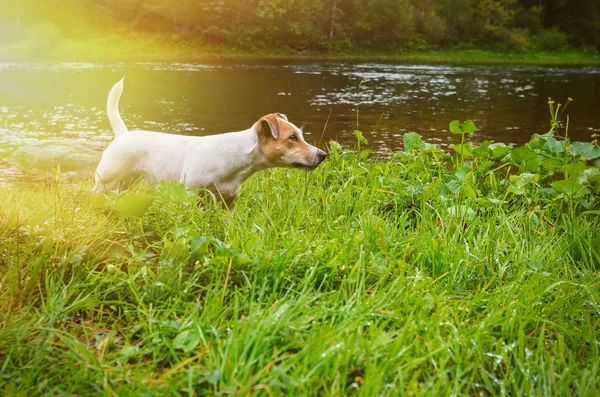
94, 78, 327, 209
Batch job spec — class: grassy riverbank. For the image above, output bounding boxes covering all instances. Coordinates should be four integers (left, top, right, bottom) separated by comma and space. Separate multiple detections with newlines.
1, 124, 599, 394
2, 34, 600, 65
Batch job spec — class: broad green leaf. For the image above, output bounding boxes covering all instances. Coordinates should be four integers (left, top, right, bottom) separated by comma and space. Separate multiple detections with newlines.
190, 236, 209, 258
578, 166, 600, 194
328, 140, 343, 151
510, 145, 537, 164
359, 149, 371, 160
328, 140, 342, 159
461, 120, 477, 134
90, 193, 109, 209
392, 151, 410, 161
170, 226, 199, 240
449, 120, 477, 135
551, 180, 589, 198
521, 158, 541, 173
449, 120, 461, 134
511, 144, 540, 172
112, 192, 155, 218
155, 180, 193, 206
354, 129, 368, 145
509, 176, 527, 195
403, 132, 425, 152
478, 160, 495, 173
451, 143, 473, 157
546, 137, 566, 156
541, 187, 556, 196
509, 182, 527, 195
578, 199, 592, 209
455, 165, 471, 181
119, 346, 140, 358
173, 330, 200, 352
162, 237, 190, 260
489, 143, 511, 160
528, 134, 549, 151
472, 140, 492, 158
444, 179, 463, 194
518, 173, 540, 183
509, 173, 539, 195
541, 158, 564, 172
215, 244, 250, 265
564, 161, 587, 180
569, 142, 600, 160
460, 183, 478, 198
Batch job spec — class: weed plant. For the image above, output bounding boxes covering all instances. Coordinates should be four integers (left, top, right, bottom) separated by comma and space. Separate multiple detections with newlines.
1, 102, 599, 395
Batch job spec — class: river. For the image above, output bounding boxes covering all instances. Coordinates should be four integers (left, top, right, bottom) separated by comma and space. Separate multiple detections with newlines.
1, 60, 599, 180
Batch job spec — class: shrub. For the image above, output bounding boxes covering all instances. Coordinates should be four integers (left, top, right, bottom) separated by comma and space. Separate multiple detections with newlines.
201, 25, 232, 45
506, 29, 531, 52
534, 28, 569, 52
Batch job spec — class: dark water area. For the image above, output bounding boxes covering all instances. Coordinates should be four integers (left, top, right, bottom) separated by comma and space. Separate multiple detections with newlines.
1, 60, 599, 180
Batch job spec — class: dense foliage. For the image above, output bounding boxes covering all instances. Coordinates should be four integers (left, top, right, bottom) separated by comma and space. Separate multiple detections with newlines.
2, 0, 600, 52
1, 105, 599, 393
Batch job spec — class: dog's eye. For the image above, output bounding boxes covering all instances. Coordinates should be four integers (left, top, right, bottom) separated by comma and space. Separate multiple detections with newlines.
288, 134, 299, 142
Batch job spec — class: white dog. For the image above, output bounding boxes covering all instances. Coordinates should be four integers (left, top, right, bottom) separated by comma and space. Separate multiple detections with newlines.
95, 78, 327, 208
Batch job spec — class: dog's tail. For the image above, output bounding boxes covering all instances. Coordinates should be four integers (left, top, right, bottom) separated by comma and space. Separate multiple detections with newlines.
107, 77, 128, 138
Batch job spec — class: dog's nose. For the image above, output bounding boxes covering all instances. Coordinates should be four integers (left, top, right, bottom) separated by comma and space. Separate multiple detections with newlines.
316, 149, 327, 164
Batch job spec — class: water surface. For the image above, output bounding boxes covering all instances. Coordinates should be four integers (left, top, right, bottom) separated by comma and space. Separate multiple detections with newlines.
1, 61, 599, 180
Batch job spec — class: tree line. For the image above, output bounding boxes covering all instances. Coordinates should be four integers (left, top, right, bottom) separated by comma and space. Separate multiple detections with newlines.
3, 0, 600, 51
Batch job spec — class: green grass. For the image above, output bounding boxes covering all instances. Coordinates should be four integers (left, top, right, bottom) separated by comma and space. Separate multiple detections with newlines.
1, 133, 599, 395
2, 34, 600, 65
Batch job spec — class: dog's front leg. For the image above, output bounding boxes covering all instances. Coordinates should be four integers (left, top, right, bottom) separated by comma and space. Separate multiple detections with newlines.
223, 195, 237, 212
201, 185, 237, 212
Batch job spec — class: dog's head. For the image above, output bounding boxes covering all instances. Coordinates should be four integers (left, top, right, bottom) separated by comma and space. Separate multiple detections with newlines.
255, 113, 327, 170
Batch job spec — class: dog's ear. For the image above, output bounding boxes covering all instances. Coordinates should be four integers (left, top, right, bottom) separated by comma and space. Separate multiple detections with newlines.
257, 114, 280, 140
276, 113, 288, 121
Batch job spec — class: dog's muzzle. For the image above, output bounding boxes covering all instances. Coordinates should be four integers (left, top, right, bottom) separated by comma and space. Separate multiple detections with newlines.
293, 148, 327, 170
315, 149, 327, 165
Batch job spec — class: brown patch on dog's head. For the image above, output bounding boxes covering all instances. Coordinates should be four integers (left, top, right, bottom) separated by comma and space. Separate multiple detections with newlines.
258, 113, 280, 140
255, 113, 327, 170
